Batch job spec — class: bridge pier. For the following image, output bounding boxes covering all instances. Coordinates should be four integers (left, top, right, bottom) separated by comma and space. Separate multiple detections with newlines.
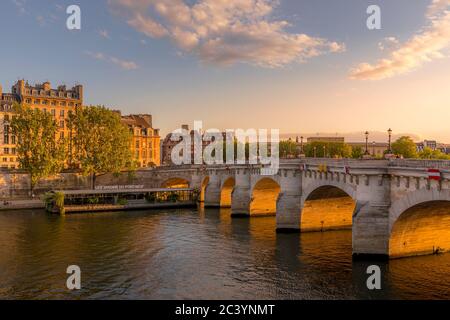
352, 206, 390, 259
276, 193, 302, 233
352, 175, 390, 259
204, 173, 221, 207
231, 169, 251, 217
275, 168, 302, 232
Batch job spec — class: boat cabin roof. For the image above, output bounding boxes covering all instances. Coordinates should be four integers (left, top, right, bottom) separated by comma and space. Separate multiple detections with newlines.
51, 188, 193, 196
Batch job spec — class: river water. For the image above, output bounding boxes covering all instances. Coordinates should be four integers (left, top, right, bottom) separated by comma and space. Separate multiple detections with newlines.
0, 207, 449, 300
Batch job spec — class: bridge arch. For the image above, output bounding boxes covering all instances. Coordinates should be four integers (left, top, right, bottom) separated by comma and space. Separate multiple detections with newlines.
250, 177, 281, 215
199, 176, 210, 202
301, 182, 356, 232
162, 177, 190, 189
220, 177, 235, 208
389, 189, 450, 258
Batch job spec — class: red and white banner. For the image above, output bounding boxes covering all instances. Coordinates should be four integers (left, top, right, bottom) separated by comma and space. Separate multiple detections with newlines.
427, 169, 441, 181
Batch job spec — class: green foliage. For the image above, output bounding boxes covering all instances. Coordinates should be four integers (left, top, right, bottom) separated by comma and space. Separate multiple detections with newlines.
391, 136, 418, 158
167, 193, 180, 202
10, 103, 66, 193
418, 147, 450, 160
351, 146, 364, 159
67, 106, 135, 188
304, 141, 352, 158
117, 197, 128, 205
87, 197, 99, 205
54, 192, 65, 215
145, 192, 157, 203
279, 140, 299, 158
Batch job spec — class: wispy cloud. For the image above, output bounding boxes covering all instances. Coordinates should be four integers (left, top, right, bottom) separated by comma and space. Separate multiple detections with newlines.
85, 51, 138, 70
350, 0, 450, 80
12, 0, 27, 15
108, 0, 344, 68
98, 29, 111, 39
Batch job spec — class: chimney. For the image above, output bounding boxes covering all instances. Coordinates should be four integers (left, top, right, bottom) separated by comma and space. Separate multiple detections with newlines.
181, 124, 189, 131
43, 81, 51, 91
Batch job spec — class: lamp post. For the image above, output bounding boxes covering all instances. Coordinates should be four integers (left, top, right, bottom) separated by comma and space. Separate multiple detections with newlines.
372, 141, 376, 157
323, 145, 326, 158
388, 128, 393, 153
300, 136, 304, 154
364, 131, 370, 155
313, 146, 317, 158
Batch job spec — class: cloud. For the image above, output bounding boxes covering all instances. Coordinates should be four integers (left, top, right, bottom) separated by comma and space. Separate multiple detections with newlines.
99, 29, 111, 39
377, 37, 399, 51
108, 0, 344, 67
85, 51, 138, 70
12, 0, 26, 15
350, 0, 450, 80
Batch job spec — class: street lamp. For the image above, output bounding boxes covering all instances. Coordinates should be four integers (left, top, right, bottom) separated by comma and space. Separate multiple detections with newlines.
364, 131, 370, 155
323, 145, 326, 158
388, 128, 393, 153
313, 146, 317, 158
372, 141, 376, 157
300, 136, 304, 154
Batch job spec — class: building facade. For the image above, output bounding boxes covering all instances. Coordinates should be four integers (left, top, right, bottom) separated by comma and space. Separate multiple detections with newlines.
0, 87, 20, 168
161, 125, 226, 165
0, 80, 83, 169
121, 114, 161, 167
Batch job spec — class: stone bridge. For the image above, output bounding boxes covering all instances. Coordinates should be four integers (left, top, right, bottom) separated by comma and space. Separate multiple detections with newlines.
120, 159, 450, 259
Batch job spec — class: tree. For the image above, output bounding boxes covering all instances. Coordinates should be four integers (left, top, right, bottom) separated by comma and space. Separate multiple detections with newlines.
351, 146, 364, 159
67, 106, 135, 189
418, 147, 450, 160
391, 136, 418, 159
304, 142, 352, 158
279, 140, 299, 158
10, 103, 66, 195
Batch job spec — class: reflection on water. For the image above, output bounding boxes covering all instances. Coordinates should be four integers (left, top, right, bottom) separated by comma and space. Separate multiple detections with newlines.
0, 207, 449, 299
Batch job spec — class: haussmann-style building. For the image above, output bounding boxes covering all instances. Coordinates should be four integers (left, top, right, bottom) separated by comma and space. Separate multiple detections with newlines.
1, 80, 83, 169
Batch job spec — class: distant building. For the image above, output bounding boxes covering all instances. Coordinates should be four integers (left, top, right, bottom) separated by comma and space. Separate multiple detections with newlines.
121, 114, 161, 167
416, 140, 438, 152
348, 142, 389, 158
307, 136, 345, 143
1, 80, 83, 169
161, 125, 225, 165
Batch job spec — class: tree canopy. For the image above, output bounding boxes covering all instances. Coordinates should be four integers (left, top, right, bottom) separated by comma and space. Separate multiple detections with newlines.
10, 103, 66, 194
67, 106, 135, 188
391, 136, 418, 158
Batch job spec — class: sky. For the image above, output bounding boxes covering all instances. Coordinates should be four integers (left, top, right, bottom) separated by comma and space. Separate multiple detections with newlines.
0, 0, 449, 142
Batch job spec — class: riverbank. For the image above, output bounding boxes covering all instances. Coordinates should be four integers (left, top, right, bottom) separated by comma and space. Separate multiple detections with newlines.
0, 198, 44, 211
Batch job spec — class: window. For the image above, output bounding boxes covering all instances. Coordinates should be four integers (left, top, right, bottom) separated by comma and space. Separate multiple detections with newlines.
135, 140, 140, 149
51, 109, 56, 116
34, 99, 40, 104
60, 132, 65, 139
68, 102, 74, 107
12, 148, 16, 155
51, 101, 56, 106
11, 136, 15, 144
25, 98, 32, 104
60, 102, 66, 107
4, 115, 9, 121
3, 135, 8, 144
60, 109, 65, 117
60, 120, 65, 129
43, 100, 48, 105
4, 148, 9, 155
